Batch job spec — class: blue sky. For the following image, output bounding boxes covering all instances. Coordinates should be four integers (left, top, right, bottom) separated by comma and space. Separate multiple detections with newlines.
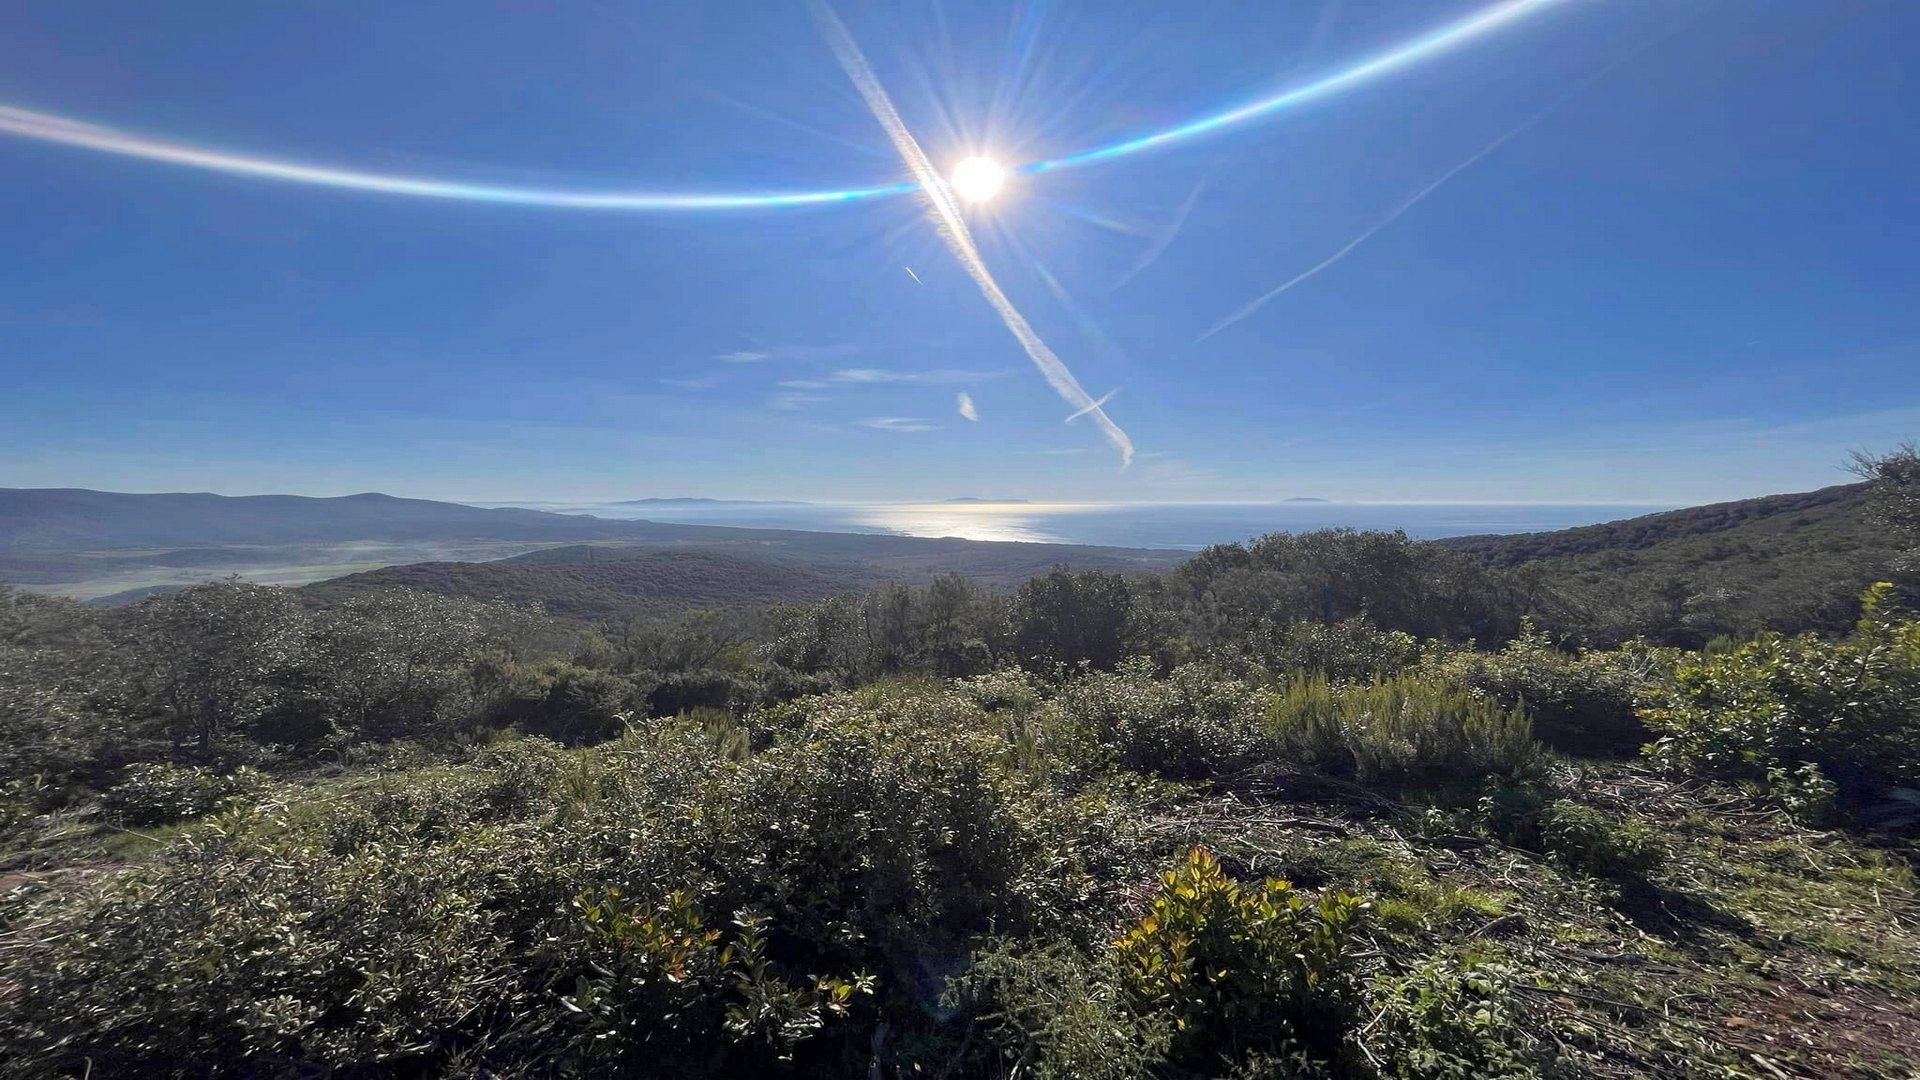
2, 0, 1915, 505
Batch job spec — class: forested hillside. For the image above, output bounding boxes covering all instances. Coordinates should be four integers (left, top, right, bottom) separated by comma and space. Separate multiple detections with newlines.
308, 548, 878, 618
1438, 482, 1896, 645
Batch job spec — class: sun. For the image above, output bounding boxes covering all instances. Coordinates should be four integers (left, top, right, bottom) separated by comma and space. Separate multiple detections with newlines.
950, 156, 1007, 203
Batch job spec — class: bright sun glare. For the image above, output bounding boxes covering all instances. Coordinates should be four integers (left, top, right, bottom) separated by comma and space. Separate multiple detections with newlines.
950, 156, 1006, 202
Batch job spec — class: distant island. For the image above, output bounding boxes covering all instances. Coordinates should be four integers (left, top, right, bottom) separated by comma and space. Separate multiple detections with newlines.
1281, 497, 1331, 503
945, 497, 1032, 504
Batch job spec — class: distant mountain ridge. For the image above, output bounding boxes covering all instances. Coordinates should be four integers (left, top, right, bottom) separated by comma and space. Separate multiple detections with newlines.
0, 488, 623, 553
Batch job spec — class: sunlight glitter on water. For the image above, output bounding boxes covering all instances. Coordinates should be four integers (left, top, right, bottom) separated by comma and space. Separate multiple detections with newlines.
846, 502, 1102, 544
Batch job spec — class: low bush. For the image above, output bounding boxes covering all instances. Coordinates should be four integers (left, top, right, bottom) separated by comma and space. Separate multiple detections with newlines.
1365, 957, 1538, 1080
1537, 800, 1667, 881
100, 762, 266, 825
1114, 847, 1369, 1073
1248, 617, 1423, 681
1061, 660, 1271, 780
950, 940, 1173, 1080
0, 687, 1121, 1076
474, 654, 646, 744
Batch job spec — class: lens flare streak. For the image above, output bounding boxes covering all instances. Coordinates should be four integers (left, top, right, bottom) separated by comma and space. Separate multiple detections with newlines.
0, 0, 1565, 211
0, 105, 914, 210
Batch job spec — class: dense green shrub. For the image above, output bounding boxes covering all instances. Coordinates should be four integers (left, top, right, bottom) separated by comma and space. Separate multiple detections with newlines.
100, 761, 266, 825
561, 890, 873, 1069
952, 940, 1173, 1080
0, 688, 1122, 1076
1641, 583, 1920, 809
1012, 567, 1140, 672
1060, 660, 1270, 780
1366, 958, 1538, 1079
474, 654, 647, 743
1114, 847, 1369, 1073
1423, 626, 1672, 756
1248, 617, 1423, 680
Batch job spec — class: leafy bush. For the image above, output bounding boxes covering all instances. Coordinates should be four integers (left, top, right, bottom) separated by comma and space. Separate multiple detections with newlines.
1114, 847, 1369, 1072
1641, 583, 1920, 809
1012, 567, 1140, 672
1538, 800, 1666, 881
101, 762, 266, 825
1422, 626, 1673, 756
1366, 958, 1537, 1079
1248, 617, 1423, 681
1060, 660, 1270, 780
561, 889, 873, 1068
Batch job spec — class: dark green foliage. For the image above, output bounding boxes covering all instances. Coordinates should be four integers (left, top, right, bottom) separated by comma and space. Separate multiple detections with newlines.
114, 581, 311, 753
1177, 528, 1524, 648
1537, 800, 1666, 881
1365, 958, 1538, 1080
1444, 482, 1898, 645
1641, 583, 1920, 810
474, 653, 645, 744
1012, 566, 1141, 671
1062, 660, 1268, 780
1249, 617, 1424, 680
314, 548, 871, 620
952, 940, 1174, 1080
1422, 626, 1676, 756
306, 587, 506, 739
0, 694, 1120, 1076
562, 891, 873, 1069
99, 761, 266, 825
1, 588, 131, 813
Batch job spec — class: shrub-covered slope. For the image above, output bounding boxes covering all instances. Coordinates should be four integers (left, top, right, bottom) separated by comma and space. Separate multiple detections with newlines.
307, 548, 876, 617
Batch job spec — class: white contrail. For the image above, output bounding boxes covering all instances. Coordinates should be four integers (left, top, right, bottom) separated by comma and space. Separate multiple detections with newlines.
1197, 33, 1660, 343
810, 1, 1134, 467
1115, 181, 1206, 291
904, 265, 922, 284
1065, 388, 1120, 423
1198, 126, 1529, 341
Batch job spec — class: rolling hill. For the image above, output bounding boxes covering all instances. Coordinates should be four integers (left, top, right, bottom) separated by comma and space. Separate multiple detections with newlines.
1439, 482, 1898, 643
306, 548, 873, 619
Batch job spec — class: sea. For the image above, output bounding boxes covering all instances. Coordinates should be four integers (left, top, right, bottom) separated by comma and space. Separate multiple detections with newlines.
485, 501, 1670, 551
